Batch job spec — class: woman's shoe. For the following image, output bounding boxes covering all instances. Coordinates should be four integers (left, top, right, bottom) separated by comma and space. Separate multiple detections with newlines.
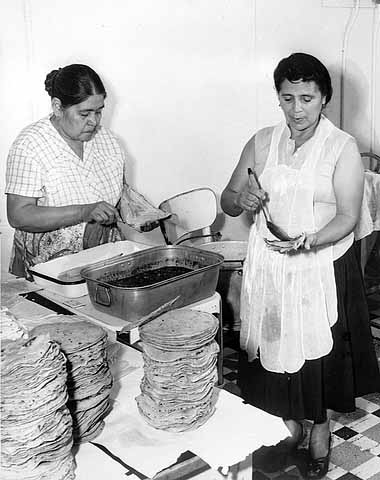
306, 434, 332, 479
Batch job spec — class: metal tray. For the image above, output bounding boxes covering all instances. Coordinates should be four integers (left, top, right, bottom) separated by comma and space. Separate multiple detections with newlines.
80, 245, 224, 322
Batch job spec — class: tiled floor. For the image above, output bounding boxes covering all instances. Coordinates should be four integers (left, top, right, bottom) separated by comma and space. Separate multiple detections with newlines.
221, 245, 380, 480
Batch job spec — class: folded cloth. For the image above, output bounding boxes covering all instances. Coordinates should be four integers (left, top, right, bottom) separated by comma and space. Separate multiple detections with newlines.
355, 171, 380, 241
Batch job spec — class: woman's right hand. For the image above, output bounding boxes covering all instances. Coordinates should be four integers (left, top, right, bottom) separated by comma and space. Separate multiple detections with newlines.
235, 185, 267, 213
81, 201, 120, 225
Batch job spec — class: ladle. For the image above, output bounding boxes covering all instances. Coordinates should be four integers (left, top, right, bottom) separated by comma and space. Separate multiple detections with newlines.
247, 168, 294, 241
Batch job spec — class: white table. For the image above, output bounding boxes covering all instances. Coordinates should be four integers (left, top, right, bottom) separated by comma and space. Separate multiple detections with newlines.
355, 170, 380, 274
2, 277, 290, 479
73, 342, 289, 479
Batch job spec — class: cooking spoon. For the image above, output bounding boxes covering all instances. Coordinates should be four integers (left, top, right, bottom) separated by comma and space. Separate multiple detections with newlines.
247, 168, 294, 241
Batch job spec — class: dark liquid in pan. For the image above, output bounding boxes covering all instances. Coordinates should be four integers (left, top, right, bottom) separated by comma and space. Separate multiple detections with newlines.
106, 266, 193, 287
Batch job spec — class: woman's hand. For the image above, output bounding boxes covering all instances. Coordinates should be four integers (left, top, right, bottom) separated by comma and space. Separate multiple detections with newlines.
303, 233, 318, 250
264, 232, 319, 254
235, 185, 267, 213
221, 134, 267, 217
81, 201, 120, 225
265, 232, 306, 253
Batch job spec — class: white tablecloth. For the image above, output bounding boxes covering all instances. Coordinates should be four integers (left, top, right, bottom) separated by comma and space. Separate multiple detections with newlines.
355, 170, 380, 241
80, 344, 289, 478
2, 282, 290, 479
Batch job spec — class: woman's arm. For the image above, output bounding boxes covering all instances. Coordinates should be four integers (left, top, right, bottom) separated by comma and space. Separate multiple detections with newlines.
304, 138, 364, 249
221, 135, 266, 217
7, 194, 119, 233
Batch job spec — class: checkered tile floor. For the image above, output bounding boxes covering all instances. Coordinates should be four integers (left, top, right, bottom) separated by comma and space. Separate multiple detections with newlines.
221, 267, 380, 480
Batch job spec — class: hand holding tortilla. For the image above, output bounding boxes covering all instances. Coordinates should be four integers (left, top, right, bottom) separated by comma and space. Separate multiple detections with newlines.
118, 184, 170, 233
264, 232, 306, 253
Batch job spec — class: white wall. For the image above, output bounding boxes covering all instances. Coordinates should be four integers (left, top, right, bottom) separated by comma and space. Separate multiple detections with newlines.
1, 0, 379, 275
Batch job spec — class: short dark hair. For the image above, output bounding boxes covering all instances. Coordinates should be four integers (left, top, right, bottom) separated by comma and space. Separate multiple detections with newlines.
274, 53, 332, 105
44, 64, 106, 108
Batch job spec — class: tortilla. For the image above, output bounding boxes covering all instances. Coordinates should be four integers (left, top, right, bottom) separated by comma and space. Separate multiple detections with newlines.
30, 319, 112, 444
137, 309, 219, 432
31, 319, 107, 354
118, 184, 170, 232
1, 333, 75, 479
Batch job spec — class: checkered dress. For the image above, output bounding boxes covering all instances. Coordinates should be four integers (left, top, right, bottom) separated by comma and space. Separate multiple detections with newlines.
5, 116, 125, 277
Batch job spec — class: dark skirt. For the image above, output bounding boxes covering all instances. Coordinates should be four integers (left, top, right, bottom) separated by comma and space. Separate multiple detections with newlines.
238, 245, 380, 423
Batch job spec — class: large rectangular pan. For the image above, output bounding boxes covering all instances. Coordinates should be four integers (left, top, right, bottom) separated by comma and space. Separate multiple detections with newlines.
80, 245, 224, 323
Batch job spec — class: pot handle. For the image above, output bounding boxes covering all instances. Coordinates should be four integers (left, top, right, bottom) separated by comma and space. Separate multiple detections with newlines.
95, 285, 112, 307
223, 259, 245, 271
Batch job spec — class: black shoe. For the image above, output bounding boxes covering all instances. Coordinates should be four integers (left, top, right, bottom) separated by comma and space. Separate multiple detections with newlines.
306, 434, 331, 479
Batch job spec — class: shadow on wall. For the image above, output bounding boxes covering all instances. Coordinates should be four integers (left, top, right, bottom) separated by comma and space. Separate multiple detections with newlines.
100, 77, 138, 187
324, 64, 341, 128
327, 61, 371, 150
212, 208, 253, 242
345, 61, 372, 152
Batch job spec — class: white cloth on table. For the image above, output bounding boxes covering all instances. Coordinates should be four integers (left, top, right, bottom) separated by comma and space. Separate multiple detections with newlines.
74, 443, 129, 480
2, 286, 289, 478
355, 170, 380, 241
92, 354, 289, 478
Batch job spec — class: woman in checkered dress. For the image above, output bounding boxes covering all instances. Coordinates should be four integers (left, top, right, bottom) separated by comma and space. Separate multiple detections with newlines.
6, 64, 129, 278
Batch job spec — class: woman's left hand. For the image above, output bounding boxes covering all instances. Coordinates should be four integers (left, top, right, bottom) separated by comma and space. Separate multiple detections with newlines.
303, 233, 318, 250
265, 232, 306, 254
265, 232, 318, 254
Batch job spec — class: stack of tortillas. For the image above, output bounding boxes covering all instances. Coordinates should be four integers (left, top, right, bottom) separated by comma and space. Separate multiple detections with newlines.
32, 318, 113, 443
1, 333, 75, 480
136, 309, 220, 432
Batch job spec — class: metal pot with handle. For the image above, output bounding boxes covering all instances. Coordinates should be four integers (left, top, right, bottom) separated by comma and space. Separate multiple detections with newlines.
198, 241, 248, 331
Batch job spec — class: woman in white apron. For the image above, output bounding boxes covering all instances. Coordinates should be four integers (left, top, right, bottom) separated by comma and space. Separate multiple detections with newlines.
221, 53, 380, 479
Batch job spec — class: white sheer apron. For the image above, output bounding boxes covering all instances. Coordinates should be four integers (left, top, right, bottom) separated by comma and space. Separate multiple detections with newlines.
240, 119, 338, 374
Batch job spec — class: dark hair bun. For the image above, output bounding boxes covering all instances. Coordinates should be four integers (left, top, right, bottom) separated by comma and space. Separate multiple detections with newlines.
44, 68, 61, 97
43, 64, 106, 107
